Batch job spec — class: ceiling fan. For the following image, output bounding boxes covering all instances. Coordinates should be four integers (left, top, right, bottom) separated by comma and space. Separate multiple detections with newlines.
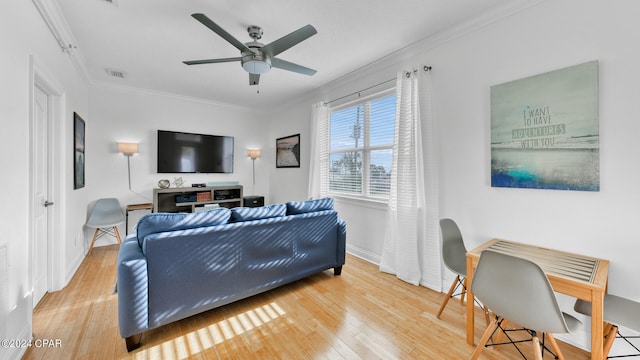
183, 13, 318, 86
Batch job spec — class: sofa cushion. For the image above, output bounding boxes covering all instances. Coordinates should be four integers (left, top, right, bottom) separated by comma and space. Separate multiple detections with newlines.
136, 208, 231, 245
231, 203, 286, 222
286, 197, 334, 215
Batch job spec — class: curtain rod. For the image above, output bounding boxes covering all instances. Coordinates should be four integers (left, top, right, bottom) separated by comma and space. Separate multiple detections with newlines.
323, 65, 432, 106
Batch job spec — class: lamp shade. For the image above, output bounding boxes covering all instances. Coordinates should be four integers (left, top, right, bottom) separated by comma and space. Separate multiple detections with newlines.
118, 142, 138, 156
247, 149, 261, 160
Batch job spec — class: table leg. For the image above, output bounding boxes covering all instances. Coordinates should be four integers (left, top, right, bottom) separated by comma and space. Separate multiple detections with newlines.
590, 291, 604, 360
466, 255, 475, 345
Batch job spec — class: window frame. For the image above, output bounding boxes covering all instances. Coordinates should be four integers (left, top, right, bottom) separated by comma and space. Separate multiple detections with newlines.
327, 88, 396, 201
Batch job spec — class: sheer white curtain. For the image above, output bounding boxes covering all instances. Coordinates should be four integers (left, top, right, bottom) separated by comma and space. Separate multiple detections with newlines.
308, 101, 329, 199
380, 67, 441, 289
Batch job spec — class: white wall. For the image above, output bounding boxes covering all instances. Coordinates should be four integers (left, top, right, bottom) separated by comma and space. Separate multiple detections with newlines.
0, 2, 89, 360
86, 85, 270, 246
269, 0, 640, 351
267, 103, 312, 204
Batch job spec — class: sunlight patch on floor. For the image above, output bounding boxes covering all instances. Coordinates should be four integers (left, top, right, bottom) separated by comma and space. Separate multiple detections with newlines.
133, 302, 286, 359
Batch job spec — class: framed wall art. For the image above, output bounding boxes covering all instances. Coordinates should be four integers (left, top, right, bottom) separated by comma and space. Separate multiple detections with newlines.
490, 60, 599, 191
74, 112, 85, 189
276, 133, 300, 168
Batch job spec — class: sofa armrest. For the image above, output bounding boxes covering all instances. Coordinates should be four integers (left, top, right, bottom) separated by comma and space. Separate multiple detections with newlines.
337, 218, 347, 266
117, 238, 148, 340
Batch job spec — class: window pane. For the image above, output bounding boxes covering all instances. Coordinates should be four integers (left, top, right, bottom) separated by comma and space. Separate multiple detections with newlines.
330, 104, 364, 150
370, 94, 396, 147
329, 152, 362, 194
370, 149, 392, 195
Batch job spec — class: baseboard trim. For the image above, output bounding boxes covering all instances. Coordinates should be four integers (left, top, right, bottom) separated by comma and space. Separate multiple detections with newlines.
346, 245, 381, 265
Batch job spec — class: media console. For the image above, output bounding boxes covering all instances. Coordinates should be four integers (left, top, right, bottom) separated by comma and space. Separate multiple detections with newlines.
153, 185, 243, 213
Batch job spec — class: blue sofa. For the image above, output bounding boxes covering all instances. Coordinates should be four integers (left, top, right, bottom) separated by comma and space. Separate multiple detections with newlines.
117, 198, 346, 351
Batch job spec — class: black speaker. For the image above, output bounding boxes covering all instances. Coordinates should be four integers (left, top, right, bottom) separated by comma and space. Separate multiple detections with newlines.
243, 196, 264, 208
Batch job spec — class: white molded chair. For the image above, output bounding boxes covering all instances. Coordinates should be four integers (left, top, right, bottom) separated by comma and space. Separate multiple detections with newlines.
437, 219, 488, 324
86, 198, 124, 255
469, 250, 582, 360
574, 294, 640, 358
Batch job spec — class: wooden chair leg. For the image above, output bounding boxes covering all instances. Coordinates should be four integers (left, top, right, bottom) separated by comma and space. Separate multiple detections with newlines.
532, 336, 544, 360
603, 324, 618, 358
88, 228, 99, 255
493, 318, 508, 350
460, 277, 466, 305
545, 333, 565, 360
470, 318, 499, 360
483, 306, 490, 327
437, 276, 459, 319
113, 226, 122, 244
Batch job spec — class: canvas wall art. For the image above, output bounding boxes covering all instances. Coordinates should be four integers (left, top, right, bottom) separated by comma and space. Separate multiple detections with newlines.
276, 134, 300, 168
490, 60, 599, 191
74, 112, 85, 189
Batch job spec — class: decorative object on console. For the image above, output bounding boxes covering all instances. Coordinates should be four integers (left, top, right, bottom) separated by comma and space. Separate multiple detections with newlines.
172, 177, 184, 188
158, 179, 170, 189
74, 112, 85, 189
247, 149, 261, 185
207, 181, 240, 186
118, 142, 138, 190
276, 134, 300, 168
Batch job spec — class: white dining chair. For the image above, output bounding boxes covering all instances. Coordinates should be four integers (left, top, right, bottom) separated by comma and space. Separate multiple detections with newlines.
469, 250, 582, 360
574, 294, 640, 358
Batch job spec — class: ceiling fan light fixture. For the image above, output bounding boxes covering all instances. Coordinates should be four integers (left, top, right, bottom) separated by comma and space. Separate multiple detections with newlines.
242, 59, 271, 74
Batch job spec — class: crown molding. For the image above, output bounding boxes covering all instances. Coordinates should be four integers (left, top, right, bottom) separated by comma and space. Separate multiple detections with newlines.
32, 0, 91, 84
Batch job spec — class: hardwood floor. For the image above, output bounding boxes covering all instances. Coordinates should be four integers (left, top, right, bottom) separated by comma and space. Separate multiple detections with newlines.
24, 245, 590, 359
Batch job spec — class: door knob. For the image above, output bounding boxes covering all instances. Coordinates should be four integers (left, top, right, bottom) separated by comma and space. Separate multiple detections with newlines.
44, 200, 54, 207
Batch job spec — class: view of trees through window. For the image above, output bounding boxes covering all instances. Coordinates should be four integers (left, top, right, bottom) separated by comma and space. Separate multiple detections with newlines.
329, 92, 396, 198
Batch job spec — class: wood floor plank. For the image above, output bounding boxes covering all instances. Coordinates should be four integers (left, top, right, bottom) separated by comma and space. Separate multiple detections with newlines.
23, 245, 590, 359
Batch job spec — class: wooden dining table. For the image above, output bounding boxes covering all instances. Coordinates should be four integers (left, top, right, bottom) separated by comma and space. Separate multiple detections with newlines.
465, 238, 609, 360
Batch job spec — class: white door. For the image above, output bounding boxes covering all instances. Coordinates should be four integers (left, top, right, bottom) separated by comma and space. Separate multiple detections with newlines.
32, 85, 50, 307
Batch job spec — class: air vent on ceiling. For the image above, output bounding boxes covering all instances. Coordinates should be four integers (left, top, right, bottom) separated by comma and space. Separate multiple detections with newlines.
105, 68, 127, 79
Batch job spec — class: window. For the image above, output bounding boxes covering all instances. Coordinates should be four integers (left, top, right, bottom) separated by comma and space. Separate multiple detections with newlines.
328, 91, 396, 199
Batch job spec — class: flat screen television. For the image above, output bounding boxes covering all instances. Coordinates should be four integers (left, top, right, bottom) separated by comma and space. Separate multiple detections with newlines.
157, 130, 234, 173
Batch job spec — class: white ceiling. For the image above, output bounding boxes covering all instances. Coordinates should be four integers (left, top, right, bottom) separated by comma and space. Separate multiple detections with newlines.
54, 0, 537, 109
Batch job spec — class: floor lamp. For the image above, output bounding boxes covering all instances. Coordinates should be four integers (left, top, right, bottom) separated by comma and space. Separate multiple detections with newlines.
247, 149, 261, 188
118, 142, 138, 190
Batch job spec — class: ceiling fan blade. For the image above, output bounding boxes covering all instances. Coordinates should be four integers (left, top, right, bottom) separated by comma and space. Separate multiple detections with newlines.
262, 24, 317, 57
191, 13, 251, 53
272, 58, 317, 76
183, 57, 242, 65
249, 73, 260, 86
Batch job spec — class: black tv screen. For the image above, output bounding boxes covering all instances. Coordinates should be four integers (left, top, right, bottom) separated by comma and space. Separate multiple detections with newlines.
157, 130, 234, 173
